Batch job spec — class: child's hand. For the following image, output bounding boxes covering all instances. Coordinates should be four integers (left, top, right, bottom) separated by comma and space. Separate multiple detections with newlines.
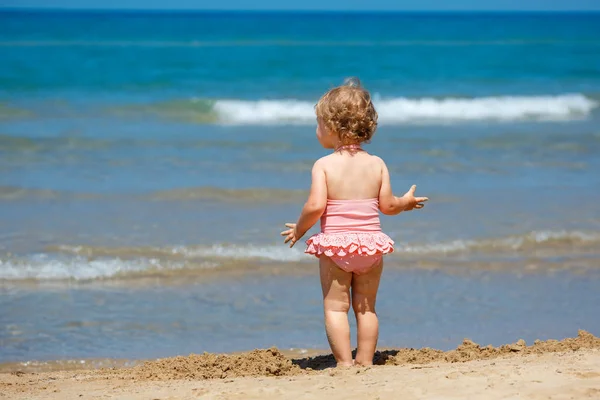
401, 185, 428, 211
281, 223, 300, 248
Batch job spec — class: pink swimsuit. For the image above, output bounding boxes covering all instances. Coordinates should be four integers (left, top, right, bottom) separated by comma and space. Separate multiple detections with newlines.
305, 198, 394, 274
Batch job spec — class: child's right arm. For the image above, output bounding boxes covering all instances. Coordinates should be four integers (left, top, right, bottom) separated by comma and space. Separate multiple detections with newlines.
281, 159, 328, 247
378, 158, 428, 215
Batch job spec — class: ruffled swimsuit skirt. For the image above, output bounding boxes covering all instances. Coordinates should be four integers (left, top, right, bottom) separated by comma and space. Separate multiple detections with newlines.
305, 199, 394, 274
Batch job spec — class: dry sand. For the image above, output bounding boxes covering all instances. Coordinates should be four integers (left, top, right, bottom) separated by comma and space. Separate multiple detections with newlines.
2, 330, 599, 400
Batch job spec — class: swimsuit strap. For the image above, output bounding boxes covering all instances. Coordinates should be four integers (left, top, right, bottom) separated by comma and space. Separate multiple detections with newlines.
335, 144, 363, 153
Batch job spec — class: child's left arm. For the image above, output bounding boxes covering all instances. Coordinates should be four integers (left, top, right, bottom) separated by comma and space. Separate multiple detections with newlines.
281, 160, 327, 248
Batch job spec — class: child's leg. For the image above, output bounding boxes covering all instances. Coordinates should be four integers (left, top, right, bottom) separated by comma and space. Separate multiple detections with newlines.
351, 259, 383, 366
319, 256, 353, 367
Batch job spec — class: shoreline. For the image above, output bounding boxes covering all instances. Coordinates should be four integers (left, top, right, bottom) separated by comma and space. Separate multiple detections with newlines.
3, 330, 598, 375
0, 348, 326, 375
1, 331, 599, 399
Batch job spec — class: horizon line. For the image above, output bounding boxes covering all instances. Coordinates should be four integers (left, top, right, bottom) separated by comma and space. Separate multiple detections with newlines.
1, 8, 599, 13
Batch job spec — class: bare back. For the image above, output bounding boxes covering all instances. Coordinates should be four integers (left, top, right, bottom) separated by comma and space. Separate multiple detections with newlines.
320, 151, 382, 200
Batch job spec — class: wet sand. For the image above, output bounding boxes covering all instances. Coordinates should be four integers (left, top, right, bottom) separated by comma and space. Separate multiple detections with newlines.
2, 331, 599, 399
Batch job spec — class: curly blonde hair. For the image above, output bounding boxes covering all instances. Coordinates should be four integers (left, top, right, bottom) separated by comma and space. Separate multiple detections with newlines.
315, 78, 378, 145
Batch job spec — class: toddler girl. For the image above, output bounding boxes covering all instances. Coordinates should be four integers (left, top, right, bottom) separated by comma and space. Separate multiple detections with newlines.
281, 78, 428, 367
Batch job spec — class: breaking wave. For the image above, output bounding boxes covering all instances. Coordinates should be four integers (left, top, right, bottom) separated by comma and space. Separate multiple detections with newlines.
1, 230, 599, 281
162, 94, 598, 125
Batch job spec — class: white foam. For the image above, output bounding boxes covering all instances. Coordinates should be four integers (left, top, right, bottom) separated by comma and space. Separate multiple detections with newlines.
50, 243, 309, 263
213, 94, 597, 125
3, 230, 597, 280
399, 230, 600, 254
171, 244, 308, 262
0, 254, 186, 281
0, 245, 308, 280
214, 100, 316, 124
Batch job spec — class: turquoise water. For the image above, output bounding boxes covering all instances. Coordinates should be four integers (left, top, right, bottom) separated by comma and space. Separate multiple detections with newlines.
2, 12, 600, 97
0, 11, 599, 363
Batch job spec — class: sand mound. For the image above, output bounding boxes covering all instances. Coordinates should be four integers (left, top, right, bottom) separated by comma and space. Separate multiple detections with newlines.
295, 330, 600, 370
387, 329, 600, 366
131, 347, 299, 380
112, 330, 599, 381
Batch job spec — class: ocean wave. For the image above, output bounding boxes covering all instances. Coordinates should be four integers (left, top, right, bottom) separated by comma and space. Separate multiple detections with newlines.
144, 94, 598, 125
0, 254, 198, 281
6, 94, 597, 125
0, 185, 307, 203
0, 186, 65, 200
2, 230, 598, 281
400, 230, 600, 254
0, 245, 305, 281
0, 103, 32, 120
0, 133, 294, 153
148, 187, 307, 202
50, 230, 600, 260
49, 244, 308, 263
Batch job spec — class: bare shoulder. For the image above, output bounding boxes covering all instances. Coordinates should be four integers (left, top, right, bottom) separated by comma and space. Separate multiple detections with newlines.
313, 155, 333, 171
368, 154, 384, 163
367, 154, 386, 169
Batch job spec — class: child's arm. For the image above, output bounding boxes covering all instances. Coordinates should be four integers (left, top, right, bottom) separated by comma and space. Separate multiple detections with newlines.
378, 158, 428, 215
281, 160, 327, 247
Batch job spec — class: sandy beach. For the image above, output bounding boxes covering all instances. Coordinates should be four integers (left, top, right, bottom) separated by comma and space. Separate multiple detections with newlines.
2, 331, 599, 400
